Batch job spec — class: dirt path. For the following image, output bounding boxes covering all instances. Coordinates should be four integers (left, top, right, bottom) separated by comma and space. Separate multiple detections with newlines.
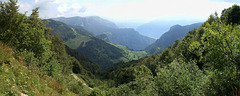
71, 73, 93, 90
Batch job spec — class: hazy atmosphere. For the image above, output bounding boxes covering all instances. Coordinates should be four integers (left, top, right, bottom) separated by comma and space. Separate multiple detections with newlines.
18, 0, 239, 24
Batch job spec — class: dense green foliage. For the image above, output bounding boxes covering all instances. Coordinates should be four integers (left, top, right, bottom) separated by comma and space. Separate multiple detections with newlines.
0, 42, 77, 96
221, 4, 240, 25
154, 59, 205, 95
0, 0, 96, 95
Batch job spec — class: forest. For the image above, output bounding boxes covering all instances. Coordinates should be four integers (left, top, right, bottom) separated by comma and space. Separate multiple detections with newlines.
1, 0, 240, 96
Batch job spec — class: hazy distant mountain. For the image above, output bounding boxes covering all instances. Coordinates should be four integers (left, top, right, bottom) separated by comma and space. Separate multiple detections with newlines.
53, 16, 118, 35
136, 21, 174, 39
136, 16, 205, 39
105, 28, 155, 50
53, 16, 155, 50
145, 23, 202, 54
115, 21, 144, 29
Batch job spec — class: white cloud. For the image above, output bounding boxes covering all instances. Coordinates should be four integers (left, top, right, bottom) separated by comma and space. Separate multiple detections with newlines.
17, 0, 84, 18
57, 3, 68, 13
34, 0, 55, 10
54, 0, 70, 4
18, 2, 32, 13
93, 0, 234, 20
56, 2, 87, 17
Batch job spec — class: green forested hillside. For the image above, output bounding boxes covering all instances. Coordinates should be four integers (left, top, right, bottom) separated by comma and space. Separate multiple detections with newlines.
65, 46, 101, 75
73, 37, 147, 69
46, 19, 93, 41
74, 37, 125, 69
0, 0, 97, 95
47, 19, 104, 75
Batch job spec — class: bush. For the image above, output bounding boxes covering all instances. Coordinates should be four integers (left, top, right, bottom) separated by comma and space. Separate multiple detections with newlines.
154, 59, 206, 95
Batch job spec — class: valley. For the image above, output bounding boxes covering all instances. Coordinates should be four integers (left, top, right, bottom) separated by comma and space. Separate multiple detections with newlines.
1, 0, 240, 96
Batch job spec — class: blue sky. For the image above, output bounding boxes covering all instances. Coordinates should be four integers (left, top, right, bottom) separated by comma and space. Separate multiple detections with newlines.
16, 0, 239, 23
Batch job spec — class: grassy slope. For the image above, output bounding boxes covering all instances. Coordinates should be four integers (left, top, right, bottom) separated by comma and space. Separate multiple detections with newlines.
65, 35, 92, 49
110, 43, 148, 62
0, 42, 92, 96
65, 32, 148, 69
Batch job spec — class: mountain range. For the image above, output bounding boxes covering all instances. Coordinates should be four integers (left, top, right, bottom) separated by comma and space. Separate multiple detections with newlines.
1, 1, 239, 95
136, 16, 204, 39
46, 19, 148, 69
145, 22, 202, 54
53, 16, 155, 50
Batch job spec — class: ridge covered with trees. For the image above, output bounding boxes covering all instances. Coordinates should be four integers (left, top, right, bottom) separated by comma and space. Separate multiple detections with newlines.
145, 22, 202, 54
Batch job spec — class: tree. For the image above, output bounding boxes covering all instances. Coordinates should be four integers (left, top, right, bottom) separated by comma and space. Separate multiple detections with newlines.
154, 59, 205, 96
221, 4, 240, 25
0, 0, 51, 58
0, 0, 25, 45
190, 15, 240, 95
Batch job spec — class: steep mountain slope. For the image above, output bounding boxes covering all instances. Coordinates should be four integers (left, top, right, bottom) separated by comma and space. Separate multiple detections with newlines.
105, 28, 155, 50
53, 16, 118, 35
0, 2, 98, 95
46, 19, 102, 73
47, 19, 148, 69
145, 23, 202, 54
65, 45, 101, 75
74, 37, 125, 69
46, 19, 93, 40
46, 19, 77, 41
53, 16, 155, 50
0, 42, 79, 96
66, 35, 148, 69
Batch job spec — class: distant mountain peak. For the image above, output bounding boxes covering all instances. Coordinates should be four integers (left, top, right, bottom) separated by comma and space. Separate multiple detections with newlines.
145, 22, 202, 54
136, 17, 205, 39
